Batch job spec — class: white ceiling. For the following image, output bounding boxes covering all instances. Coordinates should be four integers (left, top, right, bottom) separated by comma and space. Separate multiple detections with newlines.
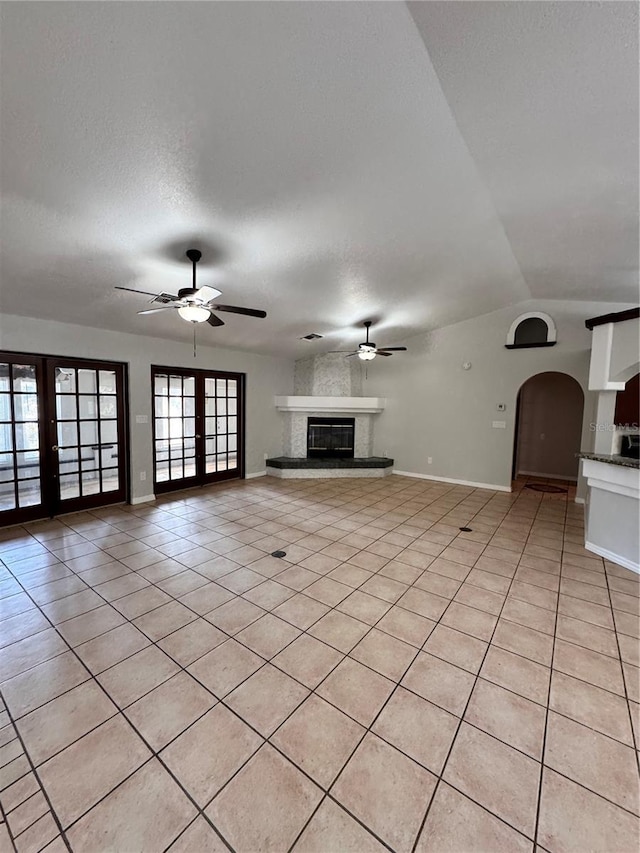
0, 2, 637, 357
409, 1, 639, 304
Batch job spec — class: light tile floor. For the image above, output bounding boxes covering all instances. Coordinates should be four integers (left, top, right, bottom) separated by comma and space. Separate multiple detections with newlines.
0, 475, 638, 852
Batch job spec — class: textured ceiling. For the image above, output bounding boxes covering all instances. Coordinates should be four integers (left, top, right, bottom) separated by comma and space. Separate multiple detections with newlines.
409, 0, 639, 305
0, 2, 636, 357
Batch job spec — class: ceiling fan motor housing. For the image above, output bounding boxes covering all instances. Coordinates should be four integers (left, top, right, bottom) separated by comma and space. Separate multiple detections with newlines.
178, 288, 198, 299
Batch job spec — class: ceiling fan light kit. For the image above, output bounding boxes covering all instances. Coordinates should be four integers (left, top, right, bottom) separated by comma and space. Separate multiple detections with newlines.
331, 320, 408, 361
178, 304, 210, 323
358, 346, 376, 361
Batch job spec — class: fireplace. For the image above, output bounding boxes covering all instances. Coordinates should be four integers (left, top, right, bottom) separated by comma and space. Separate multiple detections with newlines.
307, 417, 355, 459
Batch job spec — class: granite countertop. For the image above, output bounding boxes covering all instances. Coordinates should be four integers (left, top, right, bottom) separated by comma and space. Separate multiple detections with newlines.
578, 452, 640, 470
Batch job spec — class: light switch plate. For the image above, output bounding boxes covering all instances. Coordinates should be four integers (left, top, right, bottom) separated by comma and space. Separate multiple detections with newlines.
135, 415, 148, 424
492, 420, 506, 429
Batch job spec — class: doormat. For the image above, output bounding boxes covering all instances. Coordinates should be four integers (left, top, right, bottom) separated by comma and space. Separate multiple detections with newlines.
525, 483, 568, 494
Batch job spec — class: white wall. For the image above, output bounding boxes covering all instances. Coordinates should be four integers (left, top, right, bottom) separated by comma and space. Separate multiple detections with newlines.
362, 300, 630, 492
609, 317, 640, 383
0, 314, 294, 501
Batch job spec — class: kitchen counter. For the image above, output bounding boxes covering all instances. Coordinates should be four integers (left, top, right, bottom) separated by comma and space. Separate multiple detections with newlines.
578, 451, 639, 469
579, 455, 640, 573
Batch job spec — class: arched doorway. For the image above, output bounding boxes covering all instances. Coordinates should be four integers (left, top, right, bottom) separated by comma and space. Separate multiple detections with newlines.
512, 372, 584, 483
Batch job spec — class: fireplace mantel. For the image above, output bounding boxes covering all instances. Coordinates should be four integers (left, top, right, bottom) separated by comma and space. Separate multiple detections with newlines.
274, 396, 386, 414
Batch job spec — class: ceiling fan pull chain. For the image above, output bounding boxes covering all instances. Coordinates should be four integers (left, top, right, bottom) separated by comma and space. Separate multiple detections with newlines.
193, 324, 197, 359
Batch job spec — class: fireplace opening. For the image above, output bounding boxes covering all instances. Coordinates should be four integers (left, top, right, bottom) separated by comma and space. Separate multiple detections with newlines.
307, 417, 355, 459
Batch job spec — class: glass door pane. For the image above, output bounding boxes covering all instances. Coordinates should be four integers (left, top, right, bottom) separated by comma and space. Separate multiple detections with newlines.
49, 358, 126, 513
204, 375, 239, 476
0, 353, 127, 526
0, 358, 45, 522
153, 371, 198, 489
153, 367, 243, 493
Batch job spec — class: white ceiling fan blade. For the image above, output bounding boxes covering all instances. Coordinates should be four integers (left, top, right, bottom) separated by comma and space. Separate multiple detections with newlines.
137, 306, 177, 315
194, 285, 222, 303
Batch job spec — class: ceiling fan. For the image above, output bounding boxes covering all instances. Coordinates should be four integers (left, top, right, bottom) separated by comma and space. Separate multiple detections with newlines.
331, 321, 408, 360
115, 249, 266, 327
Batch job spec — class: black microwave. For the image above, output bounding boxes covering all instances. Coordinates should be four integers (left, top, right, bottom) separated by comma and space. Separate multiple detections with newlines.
620, 435, 640, 459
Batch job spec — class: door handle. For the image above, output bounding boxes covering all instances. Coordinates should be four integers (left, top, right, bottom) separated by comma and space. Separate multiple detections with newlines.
52, 445, 60, 452
196, 434, 201, 439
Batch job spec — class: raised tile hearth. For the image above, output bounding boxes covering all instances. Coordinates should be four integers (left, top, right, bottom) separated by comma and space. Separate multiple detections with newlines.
266, 457, 394, 478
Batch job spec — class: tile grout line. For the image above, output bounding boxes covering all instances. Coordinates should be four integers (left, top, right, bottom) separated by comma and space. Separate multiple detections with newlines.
0, 739, 19, 853
531, 489, 566, 850
1, 788, 51, 846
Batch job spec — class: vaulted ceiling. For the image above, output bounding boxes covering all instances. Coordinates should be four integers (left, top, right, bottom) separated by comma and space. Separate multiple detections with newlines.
0, 1, 637, 356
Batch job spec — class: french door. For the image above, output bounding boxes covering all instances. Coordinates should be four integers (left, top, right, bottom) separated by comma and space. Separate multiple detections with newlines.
152, 366, 244, 493
0, 352, 128, 526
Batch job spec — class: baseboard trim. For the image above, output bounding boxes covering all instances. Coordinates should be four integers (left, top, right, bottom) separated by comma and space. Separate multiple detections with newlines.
393, 470, 511, 493
585, 540, 639, 574
245, 471, 267, 480
130, 494, 156, 505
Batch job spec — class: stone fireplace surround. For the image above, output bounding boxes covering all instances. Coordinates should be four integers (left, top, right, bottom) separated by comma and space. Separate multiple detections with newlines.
267, 354, 391, 478
284, 411, 373, 458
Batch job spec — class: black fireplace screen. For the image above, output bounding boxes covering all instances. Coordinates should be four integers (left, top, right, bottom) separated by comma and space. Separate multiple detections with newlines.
307, 417, 355, 459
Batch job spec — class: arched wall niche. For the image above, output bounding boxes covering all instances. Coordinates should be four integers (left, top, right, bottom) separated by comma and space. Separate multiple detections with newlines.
506, 312, 557, 349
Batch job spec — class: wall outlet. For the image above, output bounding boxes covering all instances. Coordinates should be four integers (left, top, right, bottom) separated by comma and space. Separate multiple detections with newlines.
135, 415, 148, 424
140, 471, 146, 481
263, 452, 269, 460
427, 457, 433, 464
492, 421, 506, 429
